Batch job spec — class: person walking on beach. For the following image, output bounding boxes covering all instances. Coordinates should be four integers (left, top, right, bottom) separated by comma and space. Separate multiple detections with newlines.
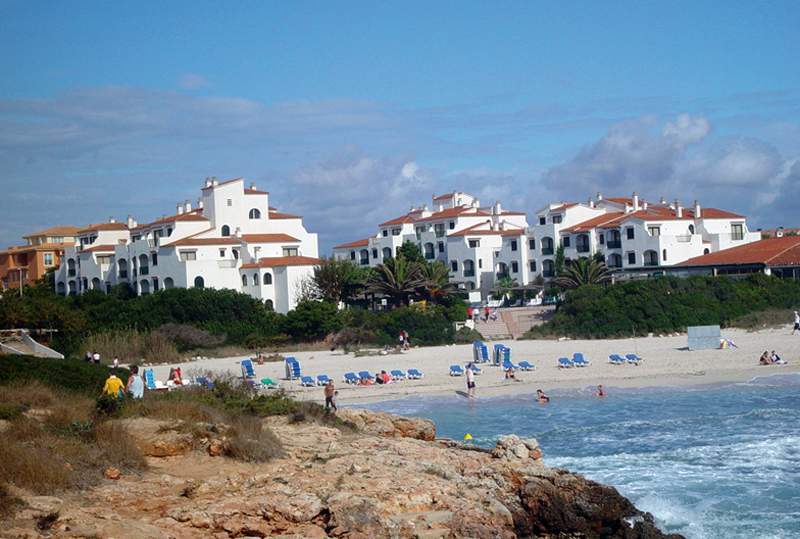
793, 311, 800, 334
126, 365, 144, 399
324, 380, 337, 412
484, 305, 490, 322
466, 363, 476, 397
92, 351, 101, 364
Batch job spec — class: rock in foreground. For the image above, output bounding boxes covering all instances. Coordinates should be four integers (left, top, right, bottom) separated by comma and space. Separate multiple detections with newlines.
1, 409, 681, 538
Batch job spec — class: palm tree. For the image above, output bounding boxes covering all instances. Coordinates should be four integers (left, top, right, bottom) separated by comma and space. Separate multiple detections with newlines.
554, 257, 612, 289
493, 276, 519, 304
417, 261, 458, 303
312, 258, 369, 305
367, 256, 425, 306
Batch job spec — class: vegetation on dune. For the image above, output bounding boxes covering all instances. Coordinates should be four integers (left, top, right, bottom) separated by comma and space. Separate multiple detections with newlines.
525, 274, 800, 339
554, 257, 612, 289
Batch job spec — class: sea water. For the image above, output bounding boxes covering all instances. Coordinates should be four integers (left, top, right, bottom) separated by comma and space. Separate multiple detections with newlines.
365, 374, 800, 539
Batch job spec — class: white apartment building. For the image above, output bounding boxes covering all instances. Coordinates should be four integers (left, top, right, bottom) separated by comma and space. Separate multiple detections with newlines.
333, 190, 761, 300
531, 192, 761, 277
333, 192, 530, 299
54, 178, 320, 313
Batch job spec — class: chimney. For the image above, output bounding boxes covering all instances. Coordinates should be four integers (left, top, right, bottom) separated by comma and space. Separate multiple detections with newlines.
109, 217, 116, 223
777, 226, 784, 238
596, 191, 603, 201
211, 177, 219, 186
184, 200, 192, 213
177, 203, 184, 215
234, 227, 242, 238
436, 203, 444, 212
693, 200, 702, 218
675, 199, 683, 218
660, 196, 667, 205
494, 201, 502, 215
632, 192, 640, 211
423, 204, 428, 211
127, 215, 135, 229
204, 177, 213, 188
197, 198, 204, 209
131, 219, 138, 229
624, 203, 632, 214
642, 201, 649, 211
250, 181, 256, 190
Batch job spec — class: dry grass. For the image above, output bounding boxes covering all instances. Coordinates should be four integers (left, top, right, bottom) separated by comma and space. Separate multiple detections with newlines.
226, 416, 284, 462
81, 329, 181, 364
730, 308, 794, 331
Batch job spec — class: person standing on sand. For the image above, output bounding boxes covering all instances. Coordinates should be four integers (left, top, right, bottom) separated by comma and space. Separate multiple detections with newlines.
466, 363, 476, 397
126, 365, 144, 399
324, 380, 337, 411
793, 311, 799, 334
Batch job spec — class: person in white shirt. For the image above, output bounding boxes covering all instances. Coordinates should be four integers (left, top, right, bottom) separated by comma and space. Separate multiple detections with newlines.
92, 352, 101, 364
793, 311, 799, 335
465, 363, 476, 397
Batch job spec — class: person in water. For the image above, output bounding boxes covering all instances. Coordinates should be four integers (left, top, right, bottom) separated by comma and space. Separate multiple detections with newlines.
596, 384, 606, 397
536, 389, 550, 403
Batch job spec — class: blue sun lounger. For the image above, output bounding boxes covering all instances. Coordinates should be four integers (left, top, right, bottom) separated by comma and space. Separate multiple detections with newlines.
608, 354, 626, 365
241, 358, 256, 379
358, 371, 375, 382
407, 368, 424, 379
450, 364, 464, 376
195, 376, 214, 389
300, 375, 316, 387
467, 364, 482, 375
316, 374, 331, 386
518, 360, 535, 371
558, 357, 574, 368
572, 353, 590, 367
343, 372, 360, 384
626, 353, 643, 365
390, 369, 407, 380
503, 359, 519, 371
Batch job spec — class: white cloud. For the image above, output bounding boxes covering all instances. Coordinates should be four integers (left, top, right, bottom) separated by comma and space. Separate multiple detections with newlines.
177, 73, 210, 90
662, 113, 711, 145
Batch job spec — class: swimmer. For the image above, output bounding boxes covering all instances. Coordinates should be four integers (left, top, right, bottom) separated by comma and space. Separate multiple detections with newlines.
596, 384, 606, 397
536, 389, 550, 404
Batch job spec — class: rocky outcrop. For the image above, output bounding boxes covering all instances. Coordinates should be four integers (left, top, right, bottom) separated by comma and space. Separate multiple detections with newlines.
1, 411, 680, 539
116, 417, 195, 457
337, 408, 436, 440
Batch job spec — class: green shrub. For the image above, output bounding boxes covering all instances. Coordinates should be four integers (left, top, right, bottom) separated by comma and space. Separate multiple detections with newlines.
454, 326, 483, 344
0, 355, 129, 395
284, 300, 342, 341
525, 274, 800, 339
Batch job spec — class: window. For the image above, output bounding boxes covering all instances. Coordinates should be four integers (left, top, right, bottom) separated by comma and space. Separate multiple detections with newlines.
552, 215, 562, 224
180, 251, 197, 261
226, 199, 232, 207
193, 276, 204, 288
688, 224, 695, 234
648, 226, 660, 237
43, 253, 54, 266
424, 243, 435, 260
599, 234, 605, 245
510, 240, 518, 252
703, 248, 710, 255
382, 230, 388, 237
478, 259, 483, 269
563, 236, 571, 247
151, 253, 158, 266
731, 224, 744, 241
97, 255, 112, 266
219, 249, 226, 258
283, 247, 299, 257
232, 249, 239, 260
264, 272, 273, 285
437, 241, 444, 253
463, 260, 475, 277
253, 274, 259, 286
511, 262, 519, 273
434, 223, 445, 237
221, 225, 231, 237
468, 239, 480, 248
528, 239, 535, 250
164, 277, 174, 289
662, 249, 668, 261
265, 299, 274, 311
449, 221, 455, 230
529, 260, 537, 272
451, 260, 458, 272
392, 228, 401, 236
242, 274, 248, 286
539, 217, 546, 225
350, 251, 356, 260
626, 227, 635, 240
152, 277, 159, 291
382, 247, 392, 259
627, 252, 636, 265
167, 228, 173, 236
372, 248, 378, 259
249, 208, 261, 219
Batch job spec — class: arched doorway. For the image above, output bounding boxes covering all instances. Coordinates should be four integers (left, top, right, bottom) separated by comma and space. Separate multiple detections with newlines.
194, 276, 205, 288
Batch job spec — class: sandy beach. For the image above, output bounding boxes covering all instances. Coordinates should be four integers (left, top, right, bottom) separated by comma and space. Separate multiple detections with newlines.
148, 327, 800, 405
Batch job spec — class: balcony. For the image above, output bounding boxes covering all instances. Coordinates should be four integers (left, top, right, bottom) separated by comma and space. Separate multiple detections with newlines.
606, 240, 622, 249
464, 270, 475, 278
541, 247, 554, 256
139, 267, 149, 276
68, 269, 76, 277
543, 270, 555, 278
576, 244, 590, 253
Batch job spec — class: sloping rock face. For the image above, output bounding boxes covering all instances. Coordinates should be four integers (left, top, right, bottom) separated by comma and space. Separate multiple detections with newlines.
1, 409, 681, 539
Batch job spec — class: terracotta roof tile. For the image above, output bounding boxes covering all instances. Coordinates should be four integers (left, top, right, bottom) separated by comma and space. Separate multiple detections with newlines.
78, 222, 129, 234
379, 214, 416, 227
677, 237, 800, 267
23, 226, 81, 238
241, 233, 300, 243
334, 238, 370, 249
414, 206, 490, 223
163, 236, 241, 247
448, 221, 525, 237
244, 188, 269, 195
562, 212, 626, 233
82, 244, 118, 253
433, 192, 455, 200
268, 211, 301, 220
240, 255, 321, 269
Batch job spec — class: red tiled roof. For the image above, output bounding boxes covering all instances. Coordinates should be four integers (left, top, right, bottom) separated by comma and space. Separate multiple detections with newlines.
448, 221, 525, 237
677, 237, 800, 267
623, 206, 743, 222
334, 238, 370, 249
23, 226, 81, 238
605, 197, 634, 205
82, 244, 118, 253
500, 211, 527, 216
78, 222, 129, 234
241, 233, 300, 243
562, 212, 626, 233
244, 188, 269, 195
433, 192, 455, 200
200, 177, 243, 190
379, 213, 416, 227
268, 211, 301, 220
0, 242, 73, 255
240, 256, 321, 269
135, 212, 208, 230
164, 236, 241, 247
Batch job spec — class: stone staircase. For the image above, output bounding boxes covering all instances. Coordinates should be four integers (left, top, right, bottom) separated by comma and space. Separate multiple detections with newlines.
473, 317, 513, 341
473, 306, 557, 341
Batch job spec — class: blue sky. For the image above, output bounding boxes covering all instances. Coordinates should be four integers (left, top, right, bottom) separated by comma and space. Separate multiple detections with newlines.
2, 1, 799, 252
